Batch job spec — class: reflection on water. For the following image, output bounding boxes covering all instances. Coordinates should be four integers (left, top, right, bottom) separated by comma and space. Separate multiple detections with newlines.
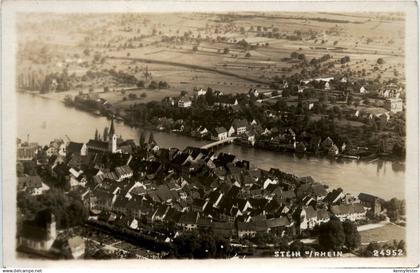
17, 92, 405, 199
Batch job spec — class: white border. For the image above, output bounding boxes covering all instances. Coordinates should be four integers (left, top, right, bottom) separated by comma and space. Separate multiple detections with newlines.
1, 0, 419, 269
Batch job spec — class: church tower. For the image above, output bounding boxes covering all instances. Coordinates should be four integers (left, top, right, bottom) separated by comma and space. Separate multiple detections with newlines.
109, 118, 117, 153
47, 213, 57, 240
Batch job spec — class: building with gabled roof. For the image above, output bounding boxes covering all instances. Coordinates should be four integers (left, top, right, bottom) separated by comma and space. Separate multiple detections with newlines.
330, 203, 366, 222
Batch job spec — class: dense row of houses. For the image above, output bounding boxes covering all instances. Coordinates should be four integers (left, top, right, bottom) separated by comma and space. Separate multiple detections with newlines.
17, 120, 386, 250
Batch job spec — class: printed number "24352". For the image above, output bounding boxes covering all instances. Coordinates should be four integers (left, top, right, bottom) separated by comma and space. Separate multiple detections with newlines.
373, 249, 404, 257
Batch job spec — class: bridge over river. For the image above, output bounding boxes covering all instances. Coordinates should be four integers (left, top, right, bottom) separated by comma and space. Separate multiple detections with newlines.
201, 137, 237, 149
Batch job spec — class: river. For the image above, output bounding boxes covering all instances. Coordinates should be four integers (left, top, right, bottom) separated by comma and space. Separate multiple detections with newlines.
17, 92, 405, 200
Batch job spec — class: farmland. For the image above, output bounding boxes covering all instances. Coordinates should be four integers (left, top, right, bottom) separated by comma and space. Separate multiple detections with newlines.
17, 12, 405, 109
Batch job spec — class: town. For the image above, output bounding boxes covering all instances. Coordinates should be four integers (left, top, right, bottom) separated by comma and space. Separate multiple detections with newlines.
62, 74, 405, 161
18, 12, 406, 162
16, 118, 406, 259
15, 12, 407, 260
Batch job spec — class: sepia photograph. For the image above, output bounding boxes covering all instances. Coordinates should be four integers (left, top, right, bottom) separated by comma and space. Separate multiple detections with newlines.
1, 0, 419, 269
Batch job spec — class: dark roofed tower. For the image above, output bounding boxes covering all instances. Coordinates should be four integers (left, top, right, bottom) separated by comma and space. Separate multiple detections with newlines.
34, 209, 57, 240
109, 117, 117, 153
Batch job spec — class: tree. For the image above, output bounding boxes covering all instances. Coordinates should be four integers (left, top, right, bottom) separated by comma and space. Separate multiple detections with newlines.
173, 232, 200, 258
377, 58, 385, 65
192, 45, 198, 52
392, 142, 405, 158
205, 87, 215, 106
103, 127, 109, 142
295, 142, 306, 153
148, 81, 158, 89
137, 80, 145, 88
340, 56, 350, 64
291, 52, 299, 59
318, 216, 345, 251
94, 129, 99, 140
158, 81, 169, 89
245, 52, 251, 58
384, 198, 405, 221
148, 132, 155, 145
139, 131, 146, 148
343, 220, 361, 250
364, 242, 380, 257
223, 47, 230, 54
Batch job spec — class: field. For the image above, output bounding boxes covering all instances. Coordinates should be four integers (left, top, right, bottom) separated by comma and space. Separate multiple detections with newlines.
16, 12, 405, 110
359, 223, 406, 245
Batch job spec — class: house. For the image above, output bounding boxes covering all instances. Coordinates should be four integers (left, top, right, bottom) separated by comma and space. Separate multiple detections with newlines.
152, 205, 170, 222
384, 98, 403, 113
69, 168, 87, 188
163, 97, 176, 106
330, 203, 366, 222
359, 86, 367, 94
358, 193, 383, 216
328, 144, 339, 156
178, 97, 192, 108
215, 97, 238, 108
214, 90, 224, 96
299, 206, 330, 230
115, 165, 133, 181
324, 82, 331, 90
266, 217, 292, 235
311, 183, 328, 200
297, 86, 305, 93
194, 88, 206, 96
211, 127, 228, 141
249, 88, 259, 97
323, 189, 345, 204
321, 137, 334, 152
67, 236, 85, 259
212, 221, 235, 237
67, 142, 87, 156
86, 139, 109, 153
46, 139, 66, 157
237, 222, 257, 238
227, 126, 235, 137
18, 210, 57, 252
379, 113, 391, 122
18, 175, 50, 196
89, 189, 114, 211
17, 142, 38, 161
245, 130, 256, 146
194, 126, 209, 138
232, 119, 248, 135
308, 103, 314, 110
178, 211, 199, 231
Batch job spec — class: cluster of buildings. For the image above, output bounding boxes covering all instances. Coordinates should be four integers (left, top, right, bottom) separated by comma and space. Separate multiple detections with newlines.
18, 209, 86, 259
17, 119, 387, 255
192, 118, 256, 145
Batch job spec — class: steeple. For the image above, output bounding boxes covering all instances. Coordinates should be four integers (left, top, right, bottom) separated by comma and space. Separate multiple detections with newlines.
108, 117, 117, 153
109, 117, 115, 136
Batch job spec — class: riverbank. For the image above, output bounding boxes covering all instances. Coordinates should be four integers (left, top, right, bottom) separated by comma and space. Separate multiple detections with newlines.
17, 91, 405, 199
17, 89, 405, 165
